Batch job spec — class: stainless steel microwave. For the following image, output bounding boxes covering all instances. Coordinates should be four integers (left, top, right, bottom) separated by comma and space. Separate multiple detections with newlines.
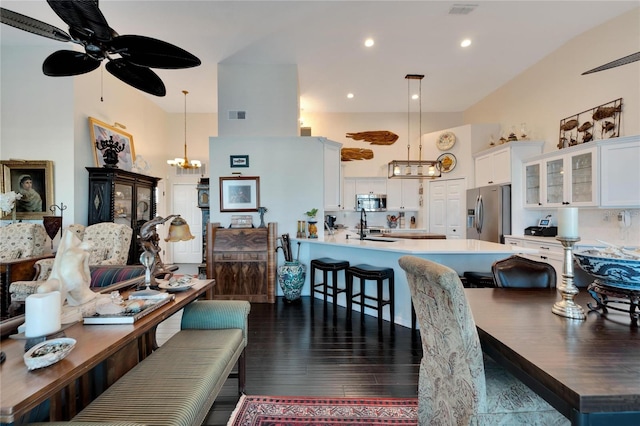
356, 194, 387, 211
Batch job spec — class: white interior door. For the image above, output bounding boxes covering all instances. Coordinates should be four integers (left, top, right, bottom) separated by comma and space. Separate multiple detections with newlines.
429, 178, 466, 239
170, 182, 202, 263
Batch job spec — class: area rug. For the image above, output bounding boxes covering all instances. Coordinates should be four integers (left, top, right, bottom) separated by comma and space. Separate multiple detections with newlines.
227, 395, 418, 426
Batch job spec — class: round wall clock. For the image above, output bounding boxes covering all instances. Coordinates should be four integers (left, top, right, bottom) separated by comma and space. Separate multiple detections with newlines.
437, 132, 456, 151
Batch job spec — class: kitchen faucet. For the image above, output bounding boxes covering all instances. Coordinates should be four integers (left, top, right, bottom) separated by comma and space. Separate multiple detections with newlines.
359, 208, 367, 240
324, 220, 335, 236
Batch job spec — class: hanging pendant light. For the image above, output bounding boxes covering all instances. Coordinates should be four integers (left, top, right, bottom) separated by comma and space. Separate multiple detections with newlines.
167, 90, 202, 169
388, 74, 441, 179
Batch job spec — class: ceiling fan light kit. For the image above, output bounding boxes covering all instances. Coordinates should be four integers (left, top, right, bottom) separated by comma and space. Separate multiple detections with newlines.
0, 0, 201, 96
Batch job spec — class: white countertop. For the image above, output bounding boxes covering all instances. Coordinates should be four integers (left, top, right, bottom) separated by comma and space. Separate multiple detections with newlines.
297, 234, 536, 255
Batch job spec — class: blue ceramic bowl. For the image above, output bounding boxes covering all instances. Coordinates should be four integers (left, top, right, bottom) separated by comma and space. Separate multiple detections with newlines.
574, 250, 640, 290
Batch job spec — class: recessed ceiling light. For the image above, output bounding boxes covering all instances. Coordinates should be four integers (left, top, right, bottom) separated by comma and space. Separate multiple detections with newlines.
412, 94, 419, 100
347, 93, 354, 99
364, 38, 374, 47
461, 39, 472, 47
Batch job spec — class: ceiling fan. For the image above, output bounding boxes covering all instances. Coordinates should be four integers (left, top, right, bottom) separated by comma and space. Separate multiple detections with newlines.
582, 51, 640, 75
0, 0, 201, 96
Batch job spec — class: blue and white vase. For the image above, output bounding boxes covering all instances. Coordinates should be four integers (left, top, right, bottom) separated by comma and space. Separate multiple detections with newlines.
277, 261, 306, 302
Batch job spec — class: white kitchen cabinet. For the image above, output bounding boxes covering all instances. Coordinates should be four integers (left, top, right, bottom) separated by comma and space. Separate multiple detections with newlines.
473, 142, 544, 188
475, 147, 509, 187
545, 147, 598, 207
323, 141, 342, 211
387, 179, 420, 211
524, 144, 598, 208
342, 177, 387, 210
524, 161, 542, 207
600, 137, 640, 207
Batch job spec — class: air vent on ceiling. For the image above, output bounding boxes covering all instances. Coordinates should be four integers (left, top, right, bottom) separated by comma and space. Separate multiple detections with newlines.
228, 110, 247, 120
448, 4, 478, 15
174, 163, 207, 176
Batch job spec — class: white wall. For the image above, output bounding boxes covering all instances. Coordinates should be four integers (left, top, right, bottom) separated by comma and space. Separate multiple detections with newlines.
464, 8, 640, 148
209, 136, 325, 243
217, 64, 299, 137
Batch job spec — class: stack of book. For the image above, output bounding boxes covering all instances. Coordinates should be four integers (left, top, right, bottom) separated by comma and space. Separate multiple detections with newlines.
83, 293, 174, 324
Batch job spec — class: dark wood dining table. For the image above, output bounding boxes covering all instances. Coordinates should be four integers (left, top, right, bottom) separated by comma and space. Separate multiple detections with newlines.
0, 279, 214, 423
465, 288, 640, 426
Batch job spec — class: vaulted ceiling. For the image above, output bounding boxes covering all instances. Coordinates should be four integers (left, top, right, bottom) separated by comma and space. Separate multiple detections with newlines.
1, 1, 637, 114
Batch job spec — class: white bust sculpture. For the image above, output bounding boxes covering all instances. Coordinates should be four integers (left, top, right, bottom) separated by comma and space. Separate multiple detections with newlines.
37, 230, 96, 306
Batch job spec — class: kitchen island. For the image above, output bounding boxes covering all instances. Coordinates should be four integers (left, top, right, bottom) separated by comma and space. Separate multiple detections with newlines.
294, 233, 536, 328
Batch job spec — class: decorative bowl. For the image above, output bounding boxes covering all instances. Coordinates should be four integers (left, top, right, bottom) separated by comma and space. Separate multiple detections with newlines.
24, 337, 76, 371
574, 250, 640, 290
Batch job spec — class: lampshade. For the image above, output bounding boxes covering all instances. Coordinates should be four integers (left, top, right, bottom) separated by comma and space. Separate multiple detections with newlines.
165, 216, 195, 242
387, 74, 441, 179
167, 90, 202, 169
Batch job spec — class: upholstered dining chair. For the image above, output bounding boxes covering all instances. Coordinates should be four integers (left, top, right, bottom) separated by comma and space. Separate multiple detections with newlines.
491, 255, 556, 288
398, 256, 568, 425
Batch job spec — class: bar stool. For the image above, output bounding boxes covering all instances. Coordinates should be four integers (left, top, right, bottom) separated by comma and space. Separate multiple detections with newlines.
346, 264, 394, 329
310, 258, 350, 310
462, 271, 495, 288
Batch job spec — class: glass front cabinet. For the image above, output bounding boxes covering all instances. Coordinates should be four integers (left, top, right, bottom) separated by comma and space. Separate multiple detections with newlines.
86, 167, 160, 264
523, 146, 598, 208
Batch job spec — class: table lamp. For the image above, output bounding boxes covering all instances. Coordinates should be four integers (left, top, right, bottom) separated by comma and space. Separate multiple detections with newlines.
134, 215, 195, 295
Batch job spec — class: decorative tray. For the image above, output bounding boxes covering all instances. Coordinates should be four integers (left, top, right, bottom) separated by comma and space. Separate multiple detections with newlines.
24, 337, 76, 370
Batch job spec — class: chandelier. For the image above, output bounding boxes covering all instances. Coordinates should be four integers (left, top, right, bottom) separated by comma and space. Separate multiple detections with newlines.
388, 74, 441, 179
167, 90, 201, 169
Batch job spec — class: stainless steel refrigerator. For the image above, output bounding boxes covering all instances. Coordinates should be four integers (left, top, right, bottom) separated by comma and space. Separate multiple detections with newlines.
466, 184, 511, 243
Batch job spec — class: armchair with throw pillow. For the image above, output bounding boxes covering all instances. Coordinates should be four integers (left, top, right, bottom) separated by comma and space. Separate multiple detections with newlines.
8, 223, 133, 314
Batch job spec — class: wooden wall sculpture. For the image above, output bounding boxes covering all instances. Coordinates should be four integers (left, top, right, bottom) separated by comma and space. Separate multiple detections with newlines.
345, 131, 398, 145
341, 148, 374, 161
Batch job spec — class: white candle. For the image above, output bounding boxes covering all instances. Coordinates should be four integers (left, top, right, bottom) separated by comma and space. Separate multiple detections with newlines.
25, 291, 61, 338
557, 207, 579, 238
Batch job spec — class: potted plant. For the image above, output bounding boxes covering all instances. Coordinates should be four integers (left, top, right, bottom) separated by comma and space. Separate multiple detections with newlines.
304, 208, 319, 238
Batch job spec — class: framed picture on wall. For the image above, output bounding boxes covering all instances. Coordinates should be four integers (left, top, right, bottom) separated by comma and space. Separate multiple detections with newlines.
230, 155, 249, 168
219, 176, 260, 212
89, 117, 135, 171
0, 160, 54, 220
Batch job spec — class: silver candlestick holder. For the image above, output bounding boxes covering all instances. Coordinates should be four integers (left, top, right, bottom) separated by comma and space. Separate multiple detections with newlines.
552, 236, 586, 320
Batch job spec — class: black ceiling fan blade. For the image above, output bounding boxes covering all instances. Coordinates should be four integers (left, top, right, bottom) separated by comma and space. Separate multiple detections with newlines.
43, 50, 101, 76
109, 35, 201, 69
47, 0, 113, 42
582, 52, 640, 75
106, 58, 166, 96
0, 7, 71, 42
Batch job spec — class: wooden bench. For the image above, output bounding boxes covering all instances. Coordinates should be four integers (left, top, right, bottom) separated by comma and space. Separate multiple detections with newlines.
31, 299, 250, 426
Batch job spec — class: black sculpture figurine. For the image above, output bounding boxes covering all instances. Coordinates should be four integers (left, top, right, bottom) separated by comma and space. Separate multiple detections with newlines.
96, 136, 125, 168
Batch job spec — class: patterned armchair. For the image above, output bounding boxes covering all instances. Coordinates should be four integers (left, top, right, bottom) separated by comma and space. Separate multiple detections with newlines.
0, 223, 47, 261
398, 256, 568, 426
33, 223, 133, 281
8, 223, 133, 313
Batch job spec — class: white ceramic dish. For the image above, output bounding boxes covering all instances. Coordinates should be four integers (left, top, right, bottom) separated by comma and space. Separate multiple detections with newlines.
157, 278, 194, 292
24, 337, 76, 371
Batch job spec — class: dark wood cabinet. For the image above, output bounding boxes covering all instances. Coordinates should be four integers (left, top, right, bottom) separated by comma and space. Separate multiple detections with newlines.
206, 223, 276, 303
86, 168, 160, 264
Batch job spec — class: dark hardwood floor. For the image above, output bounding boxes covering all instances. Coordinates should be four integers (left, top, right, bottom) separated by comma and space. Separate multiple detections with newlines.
203, 296, 423, 425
